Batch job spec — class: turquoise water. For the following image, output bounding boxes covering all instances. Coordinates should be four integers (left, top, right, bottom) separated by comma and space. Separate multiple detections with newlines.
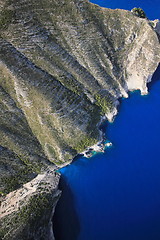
53, 1, 160, 240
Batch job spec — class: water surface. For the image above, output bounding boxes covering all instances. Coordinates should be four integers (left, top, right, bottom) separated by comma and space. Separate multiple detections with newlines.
90, 0, 159, 20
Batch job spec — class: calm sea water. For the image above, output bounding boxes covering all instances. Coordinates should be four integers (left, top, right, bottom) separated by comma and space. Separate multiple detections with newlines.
53, 1, 160, 240
90, 0, 159, 20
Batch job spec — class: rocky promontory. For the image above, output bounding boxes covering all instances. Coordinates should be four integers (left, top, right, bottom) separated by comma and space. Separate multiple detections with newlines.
0, 0, 159, 239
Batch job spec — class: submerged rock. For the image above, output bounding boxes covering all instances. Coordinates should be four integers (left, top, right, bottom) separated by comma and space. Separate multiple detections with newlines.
0, 0, 159, 239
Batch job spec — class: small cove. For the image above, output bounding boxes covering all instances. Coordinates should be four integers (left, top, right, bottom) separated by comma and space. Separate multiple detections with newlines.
53, 1, 160, 240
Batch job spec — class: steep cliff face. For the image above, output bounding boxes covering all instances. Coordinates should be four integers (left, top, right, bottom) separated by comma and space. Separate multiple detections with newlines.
0, 168, 61, 240
0, 0, 159, 165
0, 0, 159, 239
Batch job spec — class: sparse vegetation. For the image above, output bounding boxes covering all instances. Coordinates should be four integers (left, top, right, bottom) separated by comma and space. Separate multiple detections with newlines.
0, 9, 14, 30
74, 136, 97, 153
0, 0, 159, 239
0, 191, 60, 240
18, 193, 53, 223
1, 167, 36, 194
95, 94, 113, 114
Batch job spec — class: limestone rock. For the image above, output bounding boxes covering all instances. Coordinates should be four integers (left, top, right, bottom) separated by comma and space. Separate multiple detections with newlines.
0, 168, 61, 240
0, 0, 159, 166
0, 0, 159, 239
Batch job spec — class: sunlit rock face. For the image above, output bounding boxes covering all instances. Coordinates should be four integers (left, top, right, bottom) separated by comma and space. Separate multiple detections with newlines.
0, 0, 159, 239
0, 0, 159, 165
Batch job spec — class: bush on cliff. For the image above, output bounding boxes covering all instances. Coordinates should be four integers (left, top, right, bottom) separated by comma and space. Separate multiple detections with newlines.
131, 7, 146, 18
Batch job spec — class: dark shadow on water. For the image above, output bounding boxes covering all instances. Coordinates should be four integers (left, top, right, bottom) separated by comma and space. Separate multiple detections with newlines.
99, 120, 108, 133
71, 154, 84, 164
52, 175, 80, 240
148, 64, 160, 90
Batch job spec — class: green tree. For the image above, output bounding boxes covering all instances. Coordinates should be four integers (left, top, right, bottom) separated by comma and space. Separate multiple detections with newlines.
131, 7, 146, 18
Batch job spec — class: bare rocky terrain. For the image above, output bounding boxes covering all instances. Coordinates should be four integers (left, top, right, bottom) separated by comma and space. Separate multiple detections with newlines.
0, 0, 159, 239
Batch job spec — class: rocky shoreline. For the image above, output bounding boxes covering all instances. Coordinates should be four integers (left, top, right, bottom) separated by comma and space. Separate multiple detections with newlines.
0, 0, 159, 239
81, 77, 154, 159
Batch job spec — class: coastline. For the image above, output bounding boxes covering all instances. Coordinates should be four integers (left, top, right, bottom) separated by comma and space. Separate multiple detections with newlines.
53, 65, 160, 240
0, 0, 159, 238
77, 68, 159, 161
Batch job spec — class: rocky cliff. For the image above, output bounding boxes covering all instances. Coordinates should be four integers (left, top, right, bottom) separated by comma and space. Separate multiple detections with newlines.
0, 0, 159, 239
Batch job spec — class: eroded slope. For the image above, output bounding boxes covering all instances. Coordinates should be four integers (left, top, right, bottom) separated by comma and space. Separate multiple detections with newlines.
0, 0, 159, 239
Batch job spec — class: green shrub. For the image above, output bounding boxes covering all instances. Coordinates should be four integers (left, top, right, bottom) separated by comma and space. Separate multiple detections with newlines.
0, 9, 14, 30
95, 94, 113, 114
74, 136, 97, 153
131, 7, 146, 18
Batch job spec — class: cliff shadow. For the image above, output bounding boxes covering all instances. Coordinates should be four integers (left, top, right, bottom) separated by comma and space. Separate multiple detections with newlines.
148, 63, 160, 90
52, 176, 80, 240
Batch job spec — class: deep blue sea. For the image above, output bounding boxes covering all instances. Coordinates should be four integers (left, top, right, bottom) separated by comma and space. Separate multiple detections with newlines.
53, 1, 160, 240
90, 0, 159, 20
